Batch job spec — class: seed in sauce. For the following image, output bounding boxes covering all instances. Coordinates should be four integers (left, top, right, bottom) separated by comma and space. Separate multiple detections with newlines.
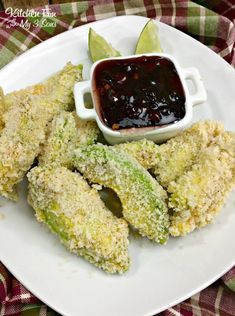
93, 56, 186, 130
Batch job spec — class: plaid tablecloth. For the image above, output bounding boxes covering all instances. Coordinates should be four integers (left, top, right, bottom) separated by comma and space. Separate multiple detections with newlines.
0, 1, 235, 315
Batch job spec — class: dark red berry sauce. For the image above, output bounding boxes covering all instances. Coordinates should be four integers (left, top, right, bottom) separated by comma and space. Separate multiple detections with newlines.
93, 56, 186, 130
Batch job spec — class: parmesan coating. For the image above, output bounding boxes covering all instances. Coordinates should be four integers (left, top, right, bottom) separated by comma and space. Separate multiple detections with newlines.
27, 166, 130, 274
3, 62, 82, 113
0, 87, 4, 131
152, 120, 224, 188
169, 132, 235, 236
39, 111, 99, 168
0, 63, 82, 200
115, 139, 158, 169
73, 144, 169, 244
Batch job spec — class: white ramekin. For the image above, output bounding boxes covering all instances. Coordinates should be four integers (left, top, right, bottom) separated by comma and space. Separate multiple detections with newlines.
74, 53, 207, 144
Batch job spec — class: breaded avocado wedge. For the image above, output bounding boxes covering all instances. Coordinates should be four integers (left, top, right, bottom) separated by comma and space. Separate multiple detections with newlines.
73, 144, 169, 244
27, 166, 130, 274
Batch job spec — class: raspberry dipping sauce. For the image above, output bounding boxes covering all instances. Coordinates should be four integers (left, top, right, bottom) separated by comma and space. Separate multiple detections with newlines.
93, 56, 186, 131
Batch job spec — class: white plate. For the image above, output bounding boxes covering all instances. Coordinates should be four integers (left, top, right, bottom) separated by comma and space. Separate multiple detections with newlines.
0, 15, 235, 316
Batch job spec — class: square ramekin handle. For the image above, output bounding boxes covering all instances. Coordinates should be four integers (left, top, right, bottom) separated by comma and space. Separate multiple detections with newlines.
183, 67, 207, 106
74, 80, 96, 120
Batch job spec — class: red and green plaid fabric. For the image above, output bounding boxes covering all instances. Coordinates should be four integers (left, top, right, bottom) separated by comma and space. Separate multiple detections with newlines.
1, 262, 235, 315
0, 0, 234, 68
0, 1, 235, 315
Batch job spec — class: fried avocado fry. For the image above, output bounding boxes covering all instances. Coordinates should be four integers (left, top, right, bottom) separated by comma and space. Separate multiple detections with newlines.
0, 63, 82, 200
27, 166, 130, 274
115, 139, 158, 169
3, 62, 82, 113
0, 63, 81, 134
152, 120, 224, 188
39, 111, 99, 168
169, 132, 235, 236
73, 144, 169, 244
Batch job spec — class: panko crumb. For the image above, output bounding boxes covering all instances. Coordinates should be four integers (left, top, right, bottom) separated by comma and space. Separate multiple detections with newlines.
0, 87, 5, 131
92, 184, 103, 191
0, 213, 5, 220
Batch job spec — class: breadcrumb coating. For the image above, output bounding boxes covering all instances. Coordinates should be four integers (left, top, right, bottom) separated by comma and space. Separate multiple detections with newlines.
73, 144, 169, 244
169, 132, 235, 236
27, 166, 130, 274
39, 111, 99, 168
74, 112, 100, 146
0, 87, 4, 131
152, 120, 224, 188
115, 139, 158, 169
3, 62, 82, 112
0, 63, 82, 200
